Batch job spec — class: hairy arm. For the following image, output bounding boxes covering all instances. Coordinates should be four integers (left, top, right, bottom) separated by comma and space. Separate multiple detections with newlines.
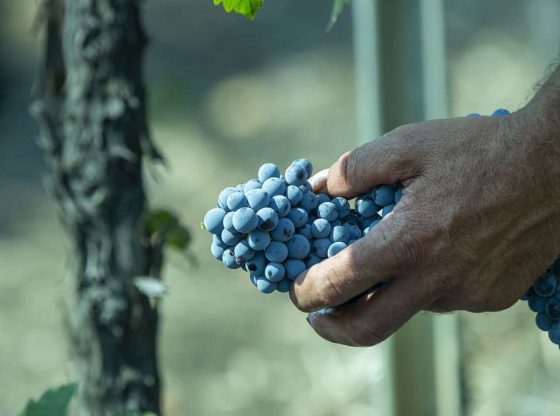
289, 66, 560, 347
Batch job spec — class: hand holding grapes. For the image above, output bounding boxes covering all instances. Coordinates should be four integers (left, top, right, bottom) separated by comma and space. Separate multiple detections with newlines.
290, 71, 560, 346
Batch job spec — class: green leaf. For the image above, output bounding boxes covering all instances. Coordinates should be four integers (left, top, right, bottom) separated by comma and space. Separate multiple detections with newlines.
146, 209, 179, 234
146, 209, 192, 252
328, 0, 350, 31
164, 225, 191, 251
213, 0, 264, 20
19, 383, 77, 416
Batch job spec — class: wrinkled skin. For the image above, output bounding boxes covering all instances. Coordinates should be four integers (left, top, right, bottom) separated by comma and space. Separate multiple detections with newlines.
290, 69, 560, 347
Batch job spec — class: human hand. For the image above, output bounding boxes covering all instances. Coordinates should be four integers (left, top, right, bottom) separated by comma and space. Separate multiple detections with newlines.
290, 110, 560, 346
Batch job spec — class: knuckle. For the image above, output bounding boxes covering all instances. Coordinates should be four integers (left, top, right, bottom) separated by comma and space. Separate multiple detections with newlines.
316, 263, 345, 307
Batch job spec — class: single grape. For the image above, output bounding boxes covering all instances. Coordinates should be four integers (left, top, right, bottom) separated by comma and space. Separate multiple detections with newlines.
394, 187, 403, 203
536, 313, 553, 331
287, 207, 309, 228
270, 195, 291, 217
465, 113, 481, 118
382, 203, 396, 217
316, 193, 330, 206
222, 249, 241, 269
213, 234, 229, 249
286, 185, 303, 205
311, 218, 331, 239
313, 238, 331, 258
356, 196, 378, 218
258, 163, 281, 183
344, 223, 362, 240
246, 189, 270, 211
256, 207, 278, 232
265, 262, 286, 282
249, 273, 258, 287
270, 218, 295, 242
234, 239, 255, 261
256, 276, 277, 294
491, 108, 510, 117
232, 207, 259, 233
284, 259, 306, 280
331, 197, 350, 218
299, 181, 313, 192
218, 187, 236, 209
211, 241, 225, 260
285, 163, 308, 186
534, 273, 557, 298
222, 211, 235, 232
298, 223, 313, 240
243, 179, 262, 194
549, 322, 560, 345
546, 297, 560, 319
245, 252, 267, 275
299, 191, 317, 211
330, 225, 349, 243
203, 208, 226, 234
287, 234, 311, 259
227, 191, 248, 211
318, 202, 338, 222
265, 241, 289, 263
528, 294, 548, 313
328, 241, 347, 257
373, 185, 396, 207
276, 278, 292, 293
292, 158, 313, 177
306, 254, 322, 268
248, 229, 271, 251
221, 228, 242, 246
262, 177, 286, 197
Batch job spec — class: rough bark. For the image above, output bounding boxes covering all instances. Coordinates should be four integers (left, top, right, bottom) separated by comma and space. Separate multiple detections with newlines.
31, 0, 163, 414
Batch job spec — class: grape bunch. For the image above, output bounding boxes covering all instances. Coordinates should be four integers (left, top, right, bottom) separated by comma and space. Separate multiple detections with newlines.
521, 260, 560, 346
203, 158, 401, 294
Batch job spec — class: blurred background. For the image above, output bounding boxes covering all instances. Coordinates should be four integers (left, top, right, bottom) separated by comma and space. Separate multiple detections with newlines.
1, 0, 560, 415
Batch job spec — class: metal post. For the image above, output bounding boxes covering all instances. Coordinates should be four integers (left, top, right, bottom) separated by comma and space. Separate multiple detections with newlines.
352, 1, 461, 415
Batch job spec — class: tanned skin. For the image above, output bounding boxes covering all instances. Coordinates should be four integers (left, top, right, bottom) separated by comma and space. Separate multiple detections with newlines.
290, 66, 560, 347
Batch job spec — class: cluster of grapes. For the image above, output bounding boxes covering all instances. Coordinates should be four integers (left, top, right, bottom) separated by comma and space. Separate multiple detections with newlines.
203, 159, 401, 294
521, 261, 560, 346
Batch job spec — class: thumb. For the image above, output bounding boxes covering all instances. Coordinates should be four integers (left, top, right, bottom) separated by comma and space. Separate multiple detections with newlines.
326, 124, 426, 198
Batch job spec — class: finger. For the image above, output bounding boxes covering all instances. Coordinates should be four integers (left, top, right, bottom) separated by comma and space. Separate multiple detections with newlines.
326, 125, 427, 198
290, 213, 418, 312
308, 168, 329, 193
307, 274, 434, 347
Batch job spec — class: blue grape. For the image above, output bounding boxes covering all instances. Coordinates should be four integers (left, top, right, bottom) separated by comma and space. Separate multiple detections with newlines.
546, 297, 560, 319
265, 262, 285, 282
549, 322, 560, 345
311, 218, 331, 239
276, 278, 292, 293
256, 276, 277, 294
258, 163, 280, 182
246, 189, 270, 211
218, 187, 236, 209
232, 207, 258, 233
316, 193, 330, 206
394, 187, 403, 203
528, 294, 548, 313
248, 229, 271, 251
222, 249, 241, 269
465, 113, 481, 118
330, 225, 349, 243
534, 274, 557, 298
270, 195, 291, 217
284, 259, 306, 280
299, 181, 313, 192
288, 207, 309, 228
536, 313, 553, 331
221, 228, 242, 246
318, 202, 338, 222
382, 203, 396, 217
249, 273, 258, 287
373, 185, 396, 207
491, 108, 510, 117
211, 241, 225, 260
203, 208, 226, 234
345, 223, 362, 240
265, 241, 289, 263
213, 234, 229, 249
256, 207, 278, 232
299, 191, 317, 210
356, 196, 378, 217
270, 218, 295, 242
234, 239, 255, 261
313, 238, 331, 258
243, 179, 262, 194
551, 258, 560, 275
222, 211, 235, 232
331, 197, 350, 217
306, 254, 322, 268
298, 223, 313, 240
328, 242, 347, 257
285, 164, 308, 186
262, 177, 286, 197
245, 252, 266, 274
292, 158, 313, 177
348, 239, 358, 245
227, 191, 248, 211
287, 234, 311, 259
286, 185, 303, 205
